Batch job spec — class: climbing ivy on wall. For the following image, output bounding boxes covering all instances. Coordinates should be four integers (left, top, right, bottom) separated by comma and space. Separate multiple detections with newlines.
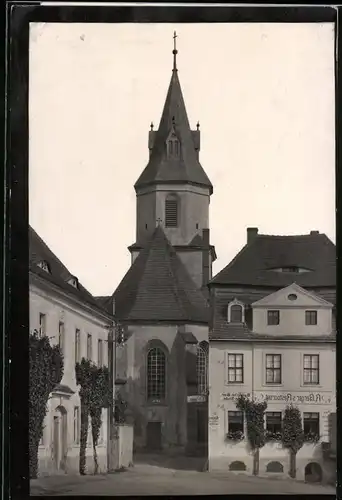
281, 404, 304, 478
75, 358, 112, 475
236, 394, 268, 476
29, 330, 64, 479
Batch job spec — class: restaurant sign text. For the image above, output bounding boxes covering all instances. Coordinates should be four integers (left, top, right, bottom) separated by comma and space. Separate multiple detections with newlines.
221, 391, 334, 405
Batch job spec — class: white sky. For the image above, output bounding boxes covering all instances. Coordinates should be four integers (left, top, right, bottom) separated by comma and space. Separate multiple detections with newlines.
29, 22, 335, 296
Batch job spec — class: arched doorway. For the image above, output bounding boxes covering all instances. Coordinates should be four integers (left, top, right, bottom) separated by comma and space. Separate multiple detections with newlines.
305, 462, 323, 483
52, 406, 67, 471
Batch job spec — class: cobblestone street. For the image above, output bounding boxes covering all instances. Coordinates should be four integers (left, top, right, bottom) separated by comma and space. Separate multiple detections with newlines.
30, 456, 335, 496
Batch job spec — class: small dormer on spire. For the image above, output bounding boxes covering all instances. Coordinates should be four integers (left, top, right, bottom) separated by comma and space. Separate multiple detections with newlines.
166, 122, 180, 159
173, 31, 178, 71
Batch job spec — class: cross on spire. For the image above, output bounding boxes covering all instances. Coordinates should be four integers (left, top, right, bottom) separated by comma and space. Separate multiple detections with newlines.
173, 31, 178, 71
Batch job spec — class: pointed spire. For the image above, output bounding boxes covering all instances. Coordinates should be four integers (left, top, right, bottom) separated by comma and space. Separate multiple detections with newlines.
173, 31, 178, 71
134, 34, 213, 195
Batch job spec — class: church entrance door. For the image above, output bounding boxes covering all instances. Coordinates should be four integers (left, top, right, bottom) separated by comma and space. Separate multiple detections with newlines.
146, 422, 162, 450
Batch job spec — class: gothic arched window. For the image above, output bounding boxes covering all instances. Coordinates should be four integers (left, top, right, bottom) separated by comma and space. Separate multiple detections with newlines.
228, 299, 245, 324
197, 341, 209, 395
147, 347, 166, 400
165, 194, 179, 228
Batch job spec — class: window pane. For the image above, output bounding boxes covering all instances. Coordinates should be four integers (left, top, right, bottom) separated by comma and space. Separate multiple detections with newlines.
303, 355, 311, 368
304, 370, 311, 383
235, 355, 243, 367
230, 305, 242, 323
228, 355, 236, 367
311, 355, 319, 369
268, 310, 279, 325
273, 355, 281, 368
235, 369, 243, 382
196, 344, 208, 395
274, 369, 281, 383
147, 347, 166, 399
266, 369, 274, 383
228, 369, 236, 382
266, 355, 273, 368
228, 411, 243, 423
311, 370, 319, 384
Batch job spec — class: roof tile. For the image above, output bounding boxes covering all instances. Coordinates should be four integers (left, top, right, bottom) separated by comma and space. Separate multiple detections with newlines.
210, 232, 336, 288
29, 226, 111, 317
113, 225, 210, 323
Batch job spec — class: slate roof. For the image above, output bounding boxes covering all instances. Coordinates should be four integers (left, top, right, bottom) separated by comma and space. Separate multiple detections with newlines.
52, 384, 75, 395
128, 232, 217, 261
29, 226, 112, 317
210, 232, 336, 288
134, 65, 213, 193
112, 225, 210, 323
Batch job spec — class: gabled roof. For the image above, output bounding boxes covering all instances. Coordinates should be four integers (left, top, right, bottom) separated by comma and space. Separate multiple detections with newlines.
210, 232, 336, 288
113, 225, 210, 323
134, 66, 213, 193
252, 282, 333, 308
29, 226, 112, 317
210, 297, 335, 342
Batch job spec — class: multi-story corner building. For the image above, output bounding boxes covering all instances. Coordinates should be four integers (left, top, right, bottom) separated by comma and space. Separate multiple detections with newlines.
208, 228, 336, 482
29, 226, 114, 475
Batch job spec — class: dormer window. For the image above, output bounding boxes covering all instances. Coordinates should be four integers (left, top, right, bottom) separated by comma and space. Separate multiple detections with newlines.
228, 299, 245, 323
68, 277, 78, 288
167, 130, 180, 159
37, 260, 50, 273
268, 266, 312, 274
282, 267, 299, 273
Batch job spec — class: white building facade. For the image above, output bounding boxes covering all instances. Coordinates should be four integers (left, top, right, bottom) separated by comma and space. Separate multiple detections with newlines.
209, 283, 336, 482
29, 227, 114, 475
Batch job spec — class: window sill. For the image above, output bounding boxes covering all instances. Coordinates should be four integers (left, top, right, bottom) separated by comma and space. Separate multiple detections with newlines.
262, 383, 284, 388
224, 382, 246, 386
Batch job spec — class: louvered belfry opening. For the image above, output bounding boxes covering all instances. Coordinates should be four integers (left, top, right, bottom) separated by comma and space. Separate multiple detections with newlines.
165, 195, 178, 227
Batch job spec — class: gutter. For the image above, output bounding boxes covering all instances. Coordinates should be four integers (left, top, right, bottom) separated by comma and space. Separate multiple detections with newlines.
209, 337, 335, 343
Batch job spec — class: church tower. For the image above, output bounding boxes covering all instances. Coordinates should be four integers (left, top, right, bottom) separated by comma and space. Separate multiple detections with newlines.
130, 33, 216, 289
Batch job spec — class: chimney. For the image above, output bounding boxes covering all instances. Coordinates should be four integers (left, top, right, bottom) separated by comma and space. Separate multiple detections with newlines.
202, 229, 210, 287
247, 227, 258, 244
310, 230, 319, 235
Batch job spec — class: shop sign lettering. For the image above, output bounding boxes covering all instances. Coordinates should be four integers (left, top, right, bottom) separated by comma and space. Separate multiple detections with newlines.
221, 392, 251, 401
256, 392, 333, 405
220, 391, 334, 405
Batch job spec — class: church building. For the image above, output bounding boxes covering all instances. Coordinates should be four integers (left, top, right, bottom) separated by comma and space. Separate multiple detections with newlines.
97, 34, 215, 456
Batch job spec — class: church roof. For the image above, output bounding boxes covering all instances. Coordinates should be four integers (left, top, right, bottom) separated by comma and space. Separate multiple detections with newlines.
29, 226, 112, 317
113, 225, 210, 323
210, 231, 336, 288
134, 55, 213, 193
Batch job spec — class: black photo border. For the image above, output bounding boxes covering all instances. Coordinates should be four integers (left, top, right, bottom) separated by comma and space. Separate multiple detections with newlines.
3, 3, 339, 498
